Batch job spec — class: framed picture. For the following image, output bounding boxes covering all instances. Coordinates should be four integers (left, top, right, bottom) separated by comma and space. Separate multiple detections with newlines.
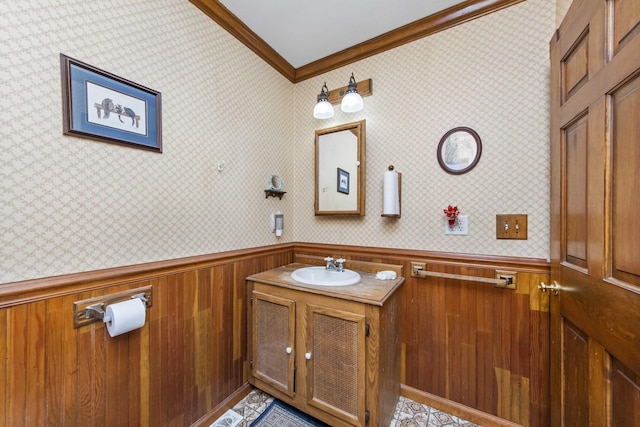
437, 127, 482, 175
337, 168, 350, 194
60, 54, 162, 152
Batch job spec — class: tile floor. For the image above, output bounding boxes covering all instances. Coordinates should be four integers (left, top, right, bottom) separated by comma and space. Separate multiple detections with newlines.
226, 388, 481, 427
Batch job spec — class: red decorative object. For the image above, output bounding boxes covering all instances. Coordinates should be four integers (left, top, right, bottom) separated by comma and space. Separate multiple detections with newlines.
443, 205, 459, 226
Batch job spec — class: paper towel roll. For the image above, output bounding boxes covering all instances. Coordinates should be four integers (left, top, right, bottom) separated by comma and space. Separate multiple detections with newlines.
104, 298, 146, 337
383, 170, 400, 215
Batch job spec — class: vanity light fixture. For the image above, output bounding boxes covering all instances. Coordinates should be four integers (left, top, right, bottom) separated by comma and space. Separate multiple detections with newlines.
340, 72, 364, 113
313, 82, 334, 119
313, 74, 372, 119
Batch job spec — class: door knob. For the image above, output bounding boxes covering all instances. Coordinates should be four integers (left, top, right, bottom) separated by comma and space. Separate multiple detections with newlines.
305, 352, 312, 360
285, 347, 292, 354
539, 280, 560, 296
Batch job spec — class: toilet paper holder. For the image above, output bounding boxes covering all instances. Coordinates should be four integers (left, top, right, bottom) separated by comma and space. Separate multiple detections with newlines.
73, 286, 153, 328
85, 293, 147, 322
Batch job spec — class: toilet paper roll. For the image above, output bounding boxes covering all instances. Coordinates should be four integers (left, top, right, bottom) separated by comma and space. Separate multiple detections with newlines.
383, 170, 400, 215
104, 298, 146, 337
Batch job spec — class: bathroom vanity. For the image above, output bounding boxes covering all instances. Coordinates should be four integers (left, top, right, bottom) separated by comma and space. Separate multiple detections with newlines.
246, 260, 404, 427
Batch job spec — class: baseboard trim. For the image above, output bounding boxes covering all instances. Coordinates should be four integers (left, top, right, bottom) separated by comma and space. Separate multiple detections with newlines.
401, 384, 523, 427
191, 383, 253, 427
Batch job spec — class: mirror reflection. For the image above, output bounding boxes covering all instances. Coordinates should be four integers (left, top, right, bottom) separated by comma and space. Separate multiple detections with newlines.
315, 120, 366, 215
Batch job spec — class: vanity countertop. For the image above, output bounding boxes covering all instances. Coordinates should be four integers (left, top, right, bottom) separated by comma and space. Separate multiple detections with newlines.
246, 263, 404, 306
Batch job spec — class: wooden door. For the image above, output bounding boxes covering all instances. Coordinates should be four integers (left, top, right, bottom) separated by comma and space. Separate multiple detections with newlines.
251, 290, 296, 397
305, 303, 366, 426
549, 0, 640, 425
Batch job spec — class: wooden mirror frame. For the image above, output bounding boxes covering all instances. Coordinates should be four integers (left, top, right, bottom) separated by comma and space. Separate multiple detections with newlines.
314, 120, 366, 215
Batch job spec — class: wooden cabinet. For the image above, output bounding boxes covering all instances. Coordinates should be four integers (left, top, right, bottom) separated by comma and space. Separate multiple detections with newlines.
247, 263, 402, 427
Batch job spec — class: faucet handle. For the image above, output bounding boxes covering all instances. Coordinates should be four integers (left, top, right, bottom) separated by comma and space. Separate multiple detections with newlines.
324, 256, 334, 262
335, 258, 345, 264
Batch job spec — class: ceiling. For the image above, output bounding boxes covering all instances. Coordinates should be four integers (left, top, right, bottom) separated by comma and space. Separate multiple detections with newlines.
217, 0, 467, 69
189, 0, 523, 82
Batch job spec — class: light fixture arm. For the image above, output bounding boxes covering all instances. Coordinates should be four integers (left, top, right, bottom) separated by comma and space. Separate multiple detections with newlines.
319, 82, 330, 101
345, 73, 357, 94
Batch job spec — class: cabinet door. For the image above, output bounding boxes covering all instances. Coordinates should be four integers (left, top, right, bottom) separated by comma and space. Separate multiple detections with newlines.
305, 303, 366, 426
252, 290, 296, 397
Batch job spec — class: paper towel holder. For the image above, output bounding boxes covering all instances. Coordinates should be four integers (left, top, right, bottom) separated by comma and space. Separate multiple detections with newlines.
73, 286, 153, 328
381, 165, 402, 218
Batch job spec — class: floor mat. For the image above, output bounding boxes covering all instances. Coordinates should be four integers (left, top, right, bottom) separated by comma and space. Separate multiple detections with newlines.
250, 400, 329, 427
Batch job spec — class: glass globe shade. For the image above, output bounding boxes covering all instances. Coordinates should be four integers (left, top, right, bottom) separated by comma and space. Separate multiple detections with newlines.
340, 92, 363, 113
313, 100, 334, 119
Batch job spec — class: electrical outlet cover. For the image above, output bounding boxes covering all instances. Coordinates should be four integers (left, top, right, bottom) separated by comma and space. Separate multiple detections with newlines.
445, 215, 469, 235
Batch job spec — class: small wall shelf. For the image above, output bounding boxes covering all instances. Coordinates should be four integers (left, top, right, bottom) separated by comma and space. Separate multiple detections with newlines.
265, 190, 286, 200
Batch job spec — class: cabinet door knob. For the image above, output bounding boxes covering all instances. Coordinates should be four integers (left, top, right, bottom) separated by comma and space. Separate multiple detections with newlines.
305, 352, 312, 360
285, 347, 292, 354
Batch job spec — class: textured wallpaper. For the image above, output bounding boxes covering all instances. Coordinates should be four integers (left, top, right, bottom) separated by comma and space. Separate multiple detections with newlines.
0, 0, 294, 284
556, 0, 573, 27
292, 0, 555, 260
1, 0, 556, 284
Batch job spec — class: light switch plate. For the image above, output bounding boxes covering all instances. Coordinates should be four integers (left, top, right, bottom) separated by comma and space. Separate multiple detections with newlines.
496, 214, 528, 239
445, 215, 468, 235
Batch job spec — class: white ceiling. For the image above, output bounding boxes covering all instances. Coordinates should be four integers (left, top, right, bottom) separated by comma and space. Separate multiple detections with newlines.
218, 0, 468, 68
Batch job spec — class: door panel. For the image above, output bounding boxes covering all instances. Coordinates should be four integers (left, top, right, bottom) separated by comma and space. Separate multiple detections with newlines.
550, 0, 640, 425
561, 321, 589, 426
563, 32, 589, 102
611, 359, 640, 426
612, 74, 640, 282
564, 115, 588, 267
613, 0, 640, 52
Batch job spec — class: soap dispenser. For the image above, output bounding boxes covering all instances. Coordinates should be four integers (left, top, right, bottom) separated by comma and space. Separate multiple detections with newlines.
271, 211, 284, 237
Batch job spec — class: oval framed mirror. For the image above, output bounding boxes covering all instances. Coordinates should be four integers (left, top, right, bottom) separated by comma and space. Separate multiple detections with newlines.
436, 127, 482, 175
315, 120, 366, 215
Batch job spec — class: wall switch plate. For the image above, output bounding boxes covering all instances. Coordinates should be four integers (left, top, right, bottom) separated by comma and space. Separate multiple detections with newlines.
496, 214, 528, 239
445, 215, 468, 235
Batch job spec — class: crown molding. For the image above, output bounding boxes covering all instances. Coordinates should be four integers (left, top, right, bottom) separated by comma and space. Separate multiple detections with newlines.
189, 0, 297, 81
189, 0, 524, 83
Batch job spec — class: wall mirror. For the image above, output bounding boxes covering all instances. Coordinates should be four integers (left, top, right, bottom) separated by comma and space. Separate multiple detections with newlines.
315, 120, 366, 215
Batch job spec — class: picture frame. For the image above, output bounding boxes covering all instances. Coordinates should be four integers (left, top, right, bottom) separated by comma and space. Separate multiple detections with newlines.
437, 127, 482, 175
337, 168, 350, 194
60, 54, 162, 152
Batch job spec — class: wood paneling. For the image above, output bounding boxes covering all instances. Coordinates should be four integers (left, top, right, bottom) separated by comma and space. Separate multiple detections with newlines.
0, 246, 293, 427
1, 242, 548, 426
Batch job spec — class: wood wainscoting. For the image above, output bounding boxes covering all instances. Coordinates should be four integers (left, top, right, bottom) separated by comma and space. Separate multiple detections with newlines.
0, 242, 549, 427
0, 245, 293, 427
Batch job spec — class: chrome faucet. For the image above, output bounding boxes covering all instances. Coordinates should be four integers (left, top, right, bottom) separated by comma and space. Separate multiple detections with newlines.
324, 256, 346, 272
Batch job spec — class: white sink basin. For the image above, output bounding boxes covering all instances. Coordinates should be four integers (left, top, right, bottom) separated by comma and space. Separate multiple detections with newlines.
291, 266, 361, 286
